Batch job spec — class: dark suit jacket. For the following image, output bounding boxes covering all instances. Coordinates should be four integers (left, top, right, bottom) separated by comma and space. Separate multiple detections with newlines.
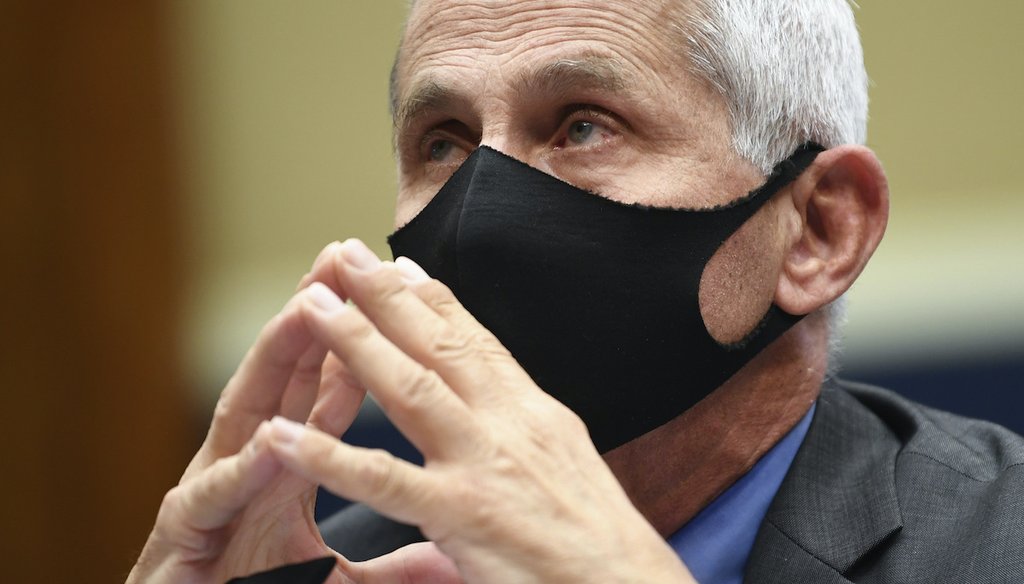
319, 380, 1024, 582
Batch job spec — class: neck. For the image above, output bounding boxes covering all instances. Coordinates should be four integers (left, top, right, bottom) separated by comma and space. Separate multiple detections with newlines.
602, 314, 828, 536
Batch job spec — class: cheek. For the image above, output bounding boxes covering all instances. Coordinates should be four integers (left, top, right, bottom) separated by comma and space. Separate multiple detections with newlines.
394, 179, 438, 229
698, 208, 785, 344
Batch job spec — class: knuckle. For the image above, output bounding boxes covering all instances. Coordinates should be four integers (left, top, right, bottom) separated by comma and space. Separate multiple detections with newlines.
338, 310, 377, 342
158, 485, 185, 517
207, 402, 243, 456
417, 278, 456, 304
211, 398, 233, 428
189, 469, 221, 509
153, 486, 190, 541
359, 448, 397, 497
526, 399, 589, 443
434, 296, 468, 321
557, 406, 590, 438
290, 366, 320, 388
364, 267, 406, 304
548, 401, 585, 430
391, 369, 445, 416
475, 330, 512, 359
291, 356, 323, 385
427, 328, 475, 361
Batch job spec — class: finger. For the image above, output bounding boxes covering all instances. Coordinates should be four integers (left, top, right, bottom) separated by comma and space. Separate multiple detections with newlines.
346, 542, 461, 584
197, 292, 318, 469
279, 341, 329, 422
157, 423, 283, 552
396, 257, 516, 365
331, 239, 502, 405
195, 283, 341, 476
307, 352, 367, 437
300, 283, 477, 459
296, 240, 345, 292
267, 417, 439, 528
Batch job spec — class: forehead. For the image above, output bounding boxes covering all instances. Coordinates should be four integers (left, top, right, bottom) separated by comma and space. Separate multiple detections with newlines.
396, 0, 690, 105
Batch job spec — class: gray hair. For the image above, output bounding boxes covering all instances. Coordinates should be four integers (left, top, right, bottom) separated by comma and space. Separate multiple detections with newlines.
684, 0, 868, 174
394, 0, 869, 374
682, 0, 867, 376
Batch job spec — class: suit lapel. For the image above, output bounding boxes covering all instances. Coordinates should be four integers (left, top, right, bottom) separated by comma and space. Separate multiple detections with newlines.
744, 520, 856, 584
745, 383, 903, 582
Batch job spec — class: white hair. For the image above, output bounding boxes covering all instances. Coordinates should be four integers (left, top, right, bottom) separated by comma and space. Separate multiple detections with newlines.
682, 0, 868, 375
683, 0, 868, 173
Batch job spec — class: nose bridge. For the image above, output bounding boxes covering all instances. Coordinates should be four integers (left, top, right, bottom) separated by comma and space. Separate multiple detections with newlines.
478, 110, 517, 159
481, 121, 543, 167
473, 69, 535, 163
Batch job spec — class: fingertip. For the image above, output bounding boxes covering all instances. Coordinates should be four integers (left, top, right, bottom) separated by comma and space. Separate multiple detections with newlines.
314, 240, 344, 268
340, 238, 382, 272
298, 242, 344, 291
269, 415, 307, 448
305, 282, 347, 315
395, 256, 430, 283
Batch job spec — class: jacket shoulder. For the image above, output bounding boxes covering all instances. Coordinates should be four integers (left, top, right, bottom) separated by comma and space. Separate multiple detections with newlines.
838, 380, 1024, 581
841, 379, 1024, 479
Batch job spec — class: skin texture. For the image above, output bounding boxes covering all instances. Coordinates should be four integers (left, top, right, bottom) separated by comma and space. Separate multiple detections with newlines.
128, 0, 889, 581
127, 242, 697, 583
391, 0, 888, 535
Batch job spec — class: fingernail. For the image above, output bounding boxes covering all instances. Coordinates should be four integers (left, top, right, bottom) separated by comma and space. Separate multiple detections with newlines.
270, 416, 305, 445
395, 256, 429, 283
341, 239, 380, 271
307, 282, 346, 314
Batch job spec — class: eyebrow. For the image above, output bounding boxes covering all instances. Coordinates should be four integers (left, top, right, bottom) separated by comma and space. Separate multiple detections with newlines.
393, 56, 634, 133
515, 56, 631, 98
394, 80, 455, 132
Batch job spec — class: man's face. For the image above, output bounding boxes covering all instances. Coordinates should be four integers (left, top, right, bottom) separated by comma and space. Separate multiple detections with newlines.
392, 0, 786, 342
391, 0, 766, 223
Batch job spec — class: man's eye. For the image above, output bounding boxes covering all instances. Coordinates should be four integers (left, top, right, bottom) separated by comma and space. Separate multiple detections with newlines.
555, 108, 618, 150
429, 139, 453, 161
567, 120, 597, 145
425, 138, 471, 164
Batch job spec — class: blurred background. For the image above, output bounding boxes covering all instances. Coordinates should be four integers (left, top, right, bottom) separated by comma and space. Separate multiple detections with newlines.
2, 2, 1021, 582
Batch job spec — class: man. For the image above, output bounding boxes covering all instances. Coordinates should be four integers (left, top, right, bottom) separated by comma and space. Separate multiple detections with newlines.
128, 1, 1024, 582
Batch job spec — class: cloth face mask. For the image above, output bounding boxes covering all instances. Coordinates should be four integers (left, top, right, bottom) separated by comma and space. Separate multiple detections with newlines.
388, 144, 823, 453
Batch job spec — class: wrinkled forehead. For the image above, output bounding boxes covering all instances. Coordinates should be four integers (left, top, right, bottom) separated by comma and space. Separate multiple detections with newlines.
394, 0, 691, 112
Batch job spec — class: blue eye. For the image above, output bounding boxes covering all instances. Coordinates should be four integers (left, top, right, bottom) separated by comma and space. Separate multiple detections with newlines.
429, 139, 454, 162
567, 121, 595, 144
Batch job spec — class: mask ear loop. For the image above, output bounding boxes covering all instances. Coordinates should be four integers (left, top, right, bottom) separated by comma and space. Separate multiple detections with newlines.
695, 143, 826, 349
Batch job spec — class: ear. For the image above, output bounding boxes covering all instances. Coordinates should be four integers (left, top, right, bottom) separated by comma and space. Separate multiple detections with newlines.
774, 145, 889, 315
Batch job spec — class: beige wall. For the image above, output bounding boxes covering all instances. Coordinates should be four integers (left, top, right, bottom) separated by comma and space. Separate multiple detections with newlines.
173, 1, 406, 399
848, 2, 1024, 366
172, 2, 1024, 402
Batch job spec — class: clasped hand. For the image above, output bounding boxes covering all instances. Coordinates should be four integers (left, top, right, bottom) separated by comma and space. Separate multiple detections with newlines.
127, 240, 693, 584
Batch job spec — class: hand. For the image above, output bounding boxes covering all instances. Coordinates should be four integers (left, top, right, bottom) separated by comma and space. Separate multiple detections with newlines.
267, 239, 695, 583
127, 245, 461, 584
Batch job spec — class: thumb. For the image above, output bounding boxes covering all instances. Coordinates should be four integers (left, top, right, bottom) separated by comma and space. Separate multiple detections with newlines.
346, 542, 462, 584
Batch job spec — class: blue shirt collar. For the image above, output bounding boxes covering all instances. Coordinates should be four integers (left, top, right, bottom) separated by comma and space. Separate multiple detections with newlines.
666, 403, 816, 584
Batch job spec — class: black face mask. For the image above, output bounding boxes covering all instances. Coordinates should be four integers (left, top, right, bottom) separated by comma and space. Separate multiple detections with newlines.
388, 144, 823, 453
